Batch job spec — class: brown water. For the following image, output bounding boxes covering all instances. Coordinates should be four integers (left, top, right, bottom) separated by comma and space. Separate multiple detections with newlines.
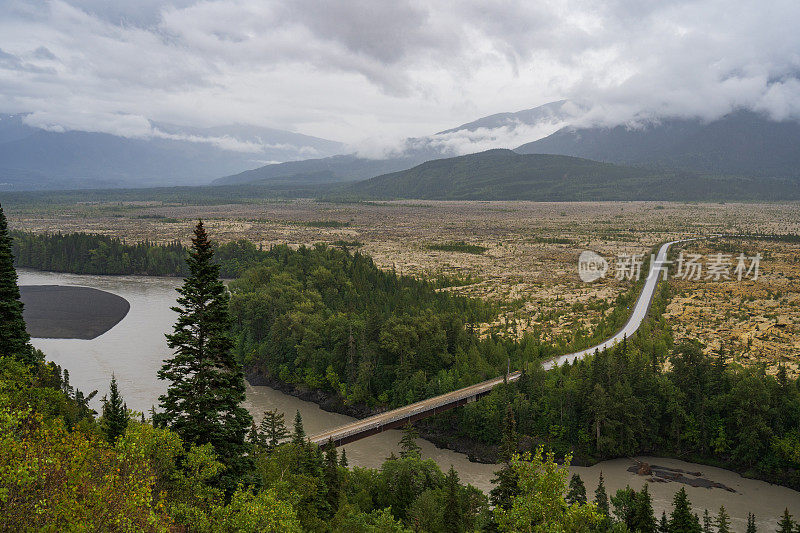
18, 270, 800, 531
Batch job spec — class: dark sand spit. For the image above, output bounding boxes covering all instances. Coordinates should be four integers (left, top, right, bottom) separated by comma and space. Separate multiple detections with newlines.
20, 285, 130, 339
627, 462, 737, 492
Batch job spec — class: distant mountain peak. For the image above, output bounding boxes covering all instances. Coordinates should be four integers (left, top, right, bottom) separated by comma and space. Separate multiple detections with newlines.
436, 100, 571, 135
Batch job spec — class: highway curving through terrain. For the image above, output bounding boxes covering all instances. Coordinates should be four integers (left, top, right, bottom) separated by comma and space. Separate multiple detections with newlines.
310, 238, 690, 446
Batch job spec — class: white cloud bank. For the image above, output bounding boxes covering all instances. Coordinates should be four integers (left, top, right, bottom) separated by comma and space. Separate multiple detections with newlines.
0, 0, 798, 153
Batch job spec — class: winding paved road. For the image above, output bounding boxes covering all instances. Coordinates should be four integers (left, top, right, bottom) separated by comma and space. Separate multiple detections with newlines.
310, 238, 691, 446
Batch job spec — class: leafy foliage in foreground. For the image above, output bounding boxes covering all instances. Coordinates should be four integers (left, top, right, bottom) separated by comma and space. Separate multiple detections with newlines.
0, 358, 302, 532
0, 357, 495, 532
493, 448, 602, 532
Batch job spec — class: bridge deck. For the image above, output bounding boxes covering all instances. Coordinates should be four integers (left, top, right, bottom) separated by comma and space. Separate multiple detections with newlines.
309, 238, 689, 447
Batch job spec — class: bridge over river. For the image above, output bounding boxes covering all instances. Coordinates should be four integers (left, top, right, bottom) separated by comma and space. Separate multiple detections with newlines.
310, 239, 691, 447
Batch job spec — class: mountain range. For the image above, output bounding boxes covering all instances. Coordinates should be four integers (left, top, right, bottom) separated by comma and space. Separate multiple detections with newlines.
336, 149, 800, 202
3, 103, 800, 198
0, 114, 344, 190
212, 100, 574, 186
217, 106, 800, 193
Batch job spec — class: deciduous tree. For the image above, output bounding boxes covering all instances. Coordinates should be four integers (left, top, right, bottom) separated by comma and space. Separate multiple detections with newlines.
493, 448, 601, 532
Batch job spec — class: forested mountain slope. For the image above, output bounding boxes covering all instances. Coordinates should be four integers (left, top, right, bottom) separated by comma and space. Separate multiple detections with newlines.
337, 149, 800, 201
516, 110, 800, 178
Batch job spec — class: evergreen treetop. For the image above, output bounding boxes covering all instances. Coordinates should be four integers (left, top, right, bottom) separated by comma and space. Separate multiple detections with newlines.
632, 483, 656, 533
260, 408, 289, 450
702, 509, 712, 533
323, 441, 340, 517
101, 373, 128, 444
292, 410, 306, 445
715, 505, 731, 533
566, 474, 587, 506
490, 405, 520, 510
659, 511, 670, 533
777, 509, 795, 533
0, 204, 34, 364
399, 423, 422, 459
669, 488, 701, 533
443, 466, 464, 533
746, 512, 757, 533
594, 471, 609, 516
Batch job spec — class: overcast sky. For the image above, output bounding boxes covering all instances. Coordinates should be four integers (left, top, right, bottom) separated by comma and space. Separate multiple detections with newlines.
1, 0, 798, 149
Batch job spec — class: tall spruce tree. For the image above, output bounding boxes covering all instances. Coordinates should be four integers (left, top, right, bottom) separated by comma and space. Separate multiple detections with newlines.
746, 512, 757, 533
260, 408, 289, 451
715, 506, 731, 533
155, 220, 252, 490
566, 474, 588, 505
632, 483, 656, 533
292, 410, 306, 445
594, 471, 610, 517
659, 511, 670, 533
399, 423, 422, 458
444, 466, 465, 533
0, 203, 33, 364
702, 509, 713, 533
777, 509, 795, 533
669, 488, 701, 533
323, 440, 340, 516
247, 421, 261, 447
101, 373, 128, 444
490, 405, 520, 510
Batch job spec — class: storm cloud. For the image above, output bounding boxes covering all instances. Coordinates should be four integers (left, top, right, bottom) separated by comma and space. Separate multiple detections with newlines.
0, 0, 798, 150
